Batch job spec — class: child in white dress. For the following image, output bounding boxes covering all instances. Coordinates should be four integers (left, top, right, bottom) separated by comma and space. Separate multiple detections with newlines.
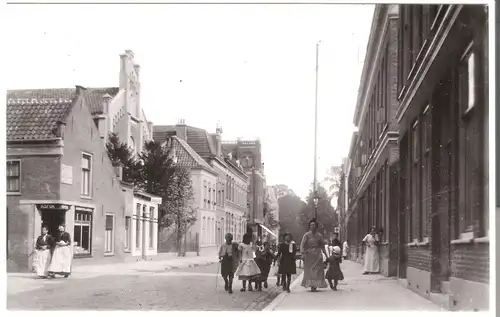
235, 233, 261, 292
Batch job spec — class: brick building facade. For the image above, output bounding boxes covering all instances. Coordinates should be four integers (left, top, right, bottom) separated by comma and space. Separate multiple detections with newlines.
222, 139, 266, 239
346, 4, 400, 278
7, 87, 128, 271
395, 5, 489, 311
345, 4, 490, 311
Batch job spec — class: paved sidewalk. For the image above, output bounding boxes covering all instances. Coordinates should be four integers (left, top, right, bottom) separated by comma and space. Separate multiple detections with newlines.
265, 260, 444, 311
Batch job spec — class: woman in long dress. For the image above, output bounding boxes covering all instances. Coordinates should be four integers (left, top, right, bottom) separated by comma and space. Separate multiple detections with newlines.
362, 227, 380, 274
300, 219, 329, 291
235, 233, 261, 292
34, 225, 53, 278
48, 224, 73, 278
277, 233, 297, 293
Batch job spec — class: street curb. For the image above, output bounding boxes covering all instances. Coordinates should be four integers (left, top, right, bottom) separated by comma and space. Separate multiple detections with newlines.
165, 260, 217, 271
262, 271, 304, 311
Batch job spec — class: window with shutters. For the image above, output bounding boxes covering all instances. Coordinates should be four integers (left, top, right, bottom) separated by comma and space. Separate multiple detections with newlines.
105, 214, 115, 254
6, 160, 21, 194
81, 153, 92, 197
74, 209, 92, 255
421, 106, 431, 240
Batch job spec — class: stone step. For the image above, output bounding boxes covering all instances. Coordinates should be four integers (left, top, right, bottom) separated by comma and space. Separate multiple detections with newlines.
441, 280, 451, 294
429, 292, 452, 311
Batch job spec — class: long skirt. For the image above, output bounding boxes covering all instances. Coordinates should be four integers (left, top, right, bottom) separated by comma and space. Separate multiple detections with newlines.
363, 245, 380, 273
301, 250, 328, 288
48, 245, 72, 275
235, 259, 261, 281
34, 249, 52, 277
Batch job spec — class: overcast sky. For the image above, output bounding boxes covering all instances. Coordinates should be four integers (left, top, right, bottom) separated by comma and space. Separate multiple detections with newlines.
5, 4, 374, 199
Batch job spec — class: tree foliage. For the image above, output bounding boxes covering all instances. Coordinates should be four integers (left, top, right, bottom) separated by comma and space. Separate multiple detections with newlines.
105, 133, 140, 183
264, 210, 280, 232
323, 165, 342, 209
106, 135, 197, 236
278, 194, 307, 243
299, 184, 338, 238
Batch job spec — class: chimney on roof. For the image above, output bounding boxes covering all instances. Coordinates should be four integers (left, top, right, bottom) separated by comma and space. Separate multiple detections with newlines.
75, 85, 87, 95
175, 119, 187, 141
102, 93, 112, 115
212, 121, 223, 158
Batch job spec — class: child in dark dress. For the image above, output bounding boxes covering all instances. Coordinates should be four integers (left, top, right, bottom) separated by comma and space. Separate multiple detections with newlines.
254, 241, 274, 291
325, 246, 344, 291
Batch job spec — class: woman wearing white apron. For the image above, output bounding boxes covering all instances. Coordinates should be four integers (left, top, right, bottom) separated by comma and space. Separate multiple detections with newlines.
362, 227, 380, 274
48, 224, 73, 278
34, 225, 53, 278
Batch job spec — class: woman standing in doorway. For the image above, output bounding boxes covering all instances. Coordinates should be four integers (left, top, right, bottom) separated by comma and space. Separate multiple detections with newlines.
362, 227, 380, 274
48, 224, 73, 278
34, 225, 54, 278
300, 219, 328, 291
277, 233, 297, 293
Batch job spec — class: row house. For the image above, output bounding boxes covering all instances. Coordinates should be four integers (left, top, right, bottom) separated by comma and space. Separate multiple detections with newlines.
6, 86, 148, 271
152, 121, 248, 253
395, 4, 489, 311
346, 4, 490, 311
222, 139, 267, 239
346, 4, 400, 278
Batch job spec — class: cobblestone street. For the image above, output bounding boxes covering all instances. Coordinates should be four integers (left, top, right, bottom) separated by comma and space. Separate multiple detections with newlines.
8, 263, 303, 311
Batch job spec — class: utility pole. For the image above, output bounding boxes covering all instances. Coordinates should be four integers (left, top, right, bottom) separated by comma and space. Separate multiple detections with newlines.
313, 41, 321, 221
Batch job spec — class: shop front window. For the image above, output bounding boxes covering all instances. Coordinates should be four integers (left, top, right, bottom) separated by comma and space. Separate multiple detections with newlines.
74, 209, 92, 255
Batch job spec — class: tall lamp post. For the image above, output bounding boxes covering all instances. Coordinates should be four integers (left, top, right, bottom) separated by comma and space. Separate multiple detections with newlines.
313, 41, 321, 221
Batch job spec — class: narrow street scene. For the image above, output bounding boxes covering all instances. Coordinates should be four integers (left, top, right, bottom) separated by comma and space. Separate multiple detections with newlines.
5, 2, 491, 313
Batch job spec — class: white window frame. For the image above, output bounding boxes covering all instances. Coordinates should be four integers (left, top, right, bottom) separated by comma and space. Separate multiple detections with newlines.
7, 160, 21, 195
74, 208, 93, 256
81, 153, 93, 198
104, 213, 115, 255
124, 216, 131, 252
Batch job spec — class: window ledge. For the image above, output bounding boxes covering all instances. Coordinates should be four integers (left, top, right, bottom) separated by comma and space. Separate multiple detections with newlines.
474, 237, 489, 244
104, 253, 115, 257
7, 192, 21, 196
80, 196, 93, 200
379, 242, 389, 246
73, 253, 92, 259
417, 241, 430, 246
450, 237, 473, 245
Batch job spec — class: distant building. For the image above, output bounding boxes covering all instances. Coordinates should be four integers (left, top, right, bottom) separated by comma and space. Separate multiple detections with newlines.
222, 139, 267, 239
264, 185, 280, 242
153, 121, 248, 250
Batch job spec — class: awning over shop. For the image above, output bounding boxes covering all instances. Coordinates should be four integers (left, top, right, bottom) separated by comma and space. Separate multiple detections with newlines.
259, 224, 276, 237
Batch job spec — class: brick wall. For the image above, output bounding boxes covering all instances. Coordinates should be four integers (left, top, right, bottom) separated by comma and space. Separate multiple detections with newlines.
451, 243, 489, 284
407, 246, 431, 272
7, 155, 62, 271
61, 95, 127, 260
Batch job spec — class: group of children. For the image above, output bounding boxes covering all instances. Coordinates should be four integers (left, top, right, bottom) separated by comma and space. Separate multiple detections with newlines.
218, 232, 345, 294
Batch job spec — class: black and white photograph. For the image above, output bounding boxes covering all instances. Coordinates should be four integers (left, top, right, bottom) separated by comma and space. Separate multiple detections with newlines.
4, 0, 493, 313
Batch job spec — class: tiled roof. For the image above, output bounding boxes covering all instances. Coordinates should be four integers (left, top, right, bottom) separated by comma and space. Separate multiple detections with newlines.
6, 95, 76, 141
153, 125, 218, 158
7, 87, 119, 116
172, 136, 217, 175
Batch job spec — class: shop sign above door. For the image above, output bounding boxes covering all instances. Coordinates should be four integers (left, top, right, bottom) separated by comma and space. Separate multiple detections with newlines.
37, 204, 71, 211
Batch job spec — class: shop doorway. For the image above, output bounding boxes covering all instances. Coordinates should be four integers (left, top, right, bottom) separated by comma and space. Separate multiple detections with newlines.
41, 209, 66, 237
